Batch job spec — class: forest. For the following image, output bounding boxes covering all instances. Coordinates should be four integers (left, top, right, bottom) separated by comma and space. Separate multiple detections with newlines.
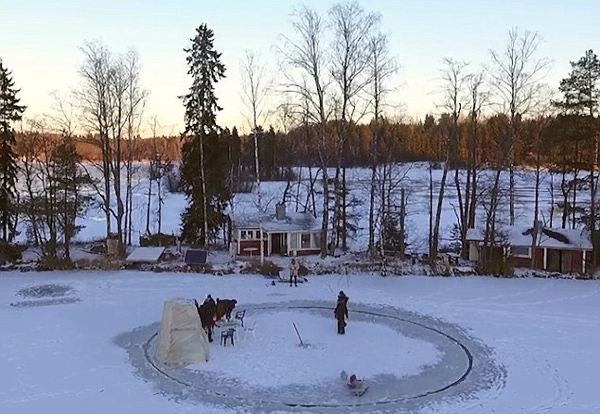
1, 1, 599, 270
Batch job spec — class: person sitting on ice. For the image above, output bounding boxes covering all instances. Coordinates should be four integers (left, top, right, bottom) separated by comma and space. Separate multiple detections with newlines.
347, 374, 359, 389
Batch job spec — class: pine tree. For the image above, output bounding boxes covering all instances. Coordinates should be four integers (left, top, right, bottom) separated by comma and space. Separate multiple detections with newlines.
180, 24, 230, 245
556, 50, 600, 267
52, 135, 91, 259
0, 59, 26, 242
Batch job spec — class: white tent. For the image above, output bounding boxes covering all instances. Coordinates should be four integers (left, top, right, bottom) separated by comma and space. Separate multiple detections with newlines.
154, 298, 210, 365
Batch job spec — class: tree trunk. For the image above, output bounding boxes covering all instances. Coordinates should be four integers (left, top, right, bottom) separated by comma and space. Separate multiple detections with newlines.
431, 162, 449, 261
146, 178, 152, 235
199, 133, 209, 246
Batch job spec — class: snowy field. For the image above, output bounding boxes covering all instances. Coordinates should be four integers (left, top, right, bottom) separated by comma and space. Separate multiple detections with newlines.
14, 162, 583, 253
1, 271, 599, 413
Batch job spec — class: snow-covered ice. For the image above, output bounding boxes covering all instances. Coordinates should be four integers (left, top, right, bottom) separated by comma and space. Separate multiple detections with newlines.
191, 310, 441, 388
1, 271, 599, 413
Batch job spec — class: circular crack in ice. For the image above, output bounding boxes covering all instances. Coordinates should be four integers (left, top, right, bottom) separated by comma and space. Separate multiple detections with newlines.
115, 300, 506, 413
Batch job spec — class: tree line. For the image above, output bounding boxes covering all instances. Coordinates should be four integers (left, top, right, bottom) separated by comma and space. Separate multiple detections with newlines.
1, 1, 599, 269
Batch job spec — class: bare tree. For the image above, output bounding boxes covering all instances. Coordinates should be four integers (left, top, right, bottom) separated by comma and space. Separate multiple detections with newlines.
489, 27, 551, 225
431, 58, 468, 261
77, 41, 147, 253
123, 51, 148, 246
329, 1, 380, 251
281, 6, 333, 257
241, 50, 270, 264
367, 32, 398, 257
454, 69, 488, 258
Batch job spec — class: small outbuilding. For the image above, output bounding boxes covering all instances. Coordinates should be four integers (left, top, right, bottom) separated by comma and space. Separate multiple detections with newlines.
230, 203, 322, 257
125, 247, 166, 264
466, 224, 592, 274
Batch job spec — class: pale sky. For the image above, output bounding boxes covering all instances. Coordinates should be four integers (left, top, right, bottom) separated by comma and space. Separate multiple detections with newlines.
1, 0, 599, 135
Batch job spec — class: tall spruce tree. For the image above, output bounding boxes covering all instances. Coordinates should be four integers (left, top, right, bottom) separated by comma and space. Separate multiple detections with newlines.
0, 59, 26, 242
180, 25, 230, 245
556, 50, 600, 266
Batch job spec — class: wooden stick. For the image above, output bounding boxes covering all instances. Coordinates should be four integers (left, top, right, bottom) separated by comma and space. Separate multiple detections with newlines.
293, 322, 304, 346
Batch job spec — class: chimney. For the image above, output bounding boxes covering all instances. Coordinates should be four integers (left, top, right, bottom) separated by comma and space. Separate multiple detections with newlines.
275, 202, 286, 221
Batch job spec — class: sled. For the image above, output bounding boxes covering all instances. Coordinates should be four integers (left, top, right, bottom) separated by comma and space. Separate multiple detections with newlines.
340, 370, 369, 397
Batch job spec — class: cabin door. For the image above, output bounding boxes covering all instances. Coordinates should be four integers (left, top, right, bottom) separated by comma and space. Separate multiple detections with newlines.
271, 233, 287, 255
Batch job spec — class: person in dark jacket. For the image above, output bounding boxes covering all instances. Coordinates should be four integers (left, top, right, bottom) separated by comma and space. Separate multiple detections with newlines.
194, 299, 214, 343
204, 294, 216, 321
198, 302, 215, 342
334, 293, 349, 334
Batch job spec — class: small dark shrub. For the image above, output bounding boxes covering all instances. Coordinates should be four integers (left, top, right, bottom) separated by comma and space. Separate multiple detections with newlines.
0, 242, 25, 264
36, 257, 75, 271
140, 233, 176, 247
242, 260, 282, 276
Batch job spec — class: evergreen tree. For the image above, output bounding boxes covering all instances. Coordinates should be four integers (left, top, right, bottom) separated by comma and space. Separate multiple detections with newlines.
558, 50, 600, 117
52, 135, 91, 259
0, 59, 26, 242
180, 24, 230, 245
556, 50, 600, 240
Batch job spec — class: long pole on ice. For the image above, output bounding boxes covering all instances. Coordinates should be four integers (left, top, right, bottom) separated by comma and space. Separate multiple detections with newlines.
292, 322, 304, 346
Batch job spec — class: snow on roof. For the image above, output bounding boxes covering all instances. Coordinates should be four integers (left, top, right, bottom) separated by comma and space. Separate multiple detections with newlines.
125, 247, 166, 263
232, 210, 322, 232
466, 225, 592, 251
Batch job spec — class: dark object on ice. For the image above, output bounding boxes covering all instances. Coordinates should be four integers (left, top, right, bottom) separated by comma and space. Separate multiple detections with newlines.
334, 293, 349, 334
216, 298, 237, 321
293, 322, 306, 347
185, 249, 207, 265
235, 309, 246, 327
220, 328, 235, 346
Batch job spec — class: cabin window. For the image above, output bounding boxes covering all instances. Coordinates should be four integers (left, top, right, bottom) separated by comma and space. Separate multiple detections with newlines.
301, 233, 311, 248
240, 230, 261, 240
290, 233, 299, 249
511, 246, 531, 258
312, 232, 321, 249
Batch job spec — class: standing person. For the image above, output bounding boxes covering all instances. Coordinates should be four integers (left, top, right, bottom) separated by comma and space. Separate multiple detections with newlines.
289, 258, 299, 287
194, 299, 214, 343
334, 292, 349, 334
204, 294, 216, 321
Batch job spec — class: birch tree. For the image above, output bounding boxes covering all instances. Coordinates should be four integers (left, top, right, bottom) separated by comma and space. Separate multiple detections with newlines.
489, 27, 551, 225
281, 6, 333, 257
367, 32, 397, 257
431, 58, 468, 261
241, 50, 270, 264
329, 1, 380, 251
